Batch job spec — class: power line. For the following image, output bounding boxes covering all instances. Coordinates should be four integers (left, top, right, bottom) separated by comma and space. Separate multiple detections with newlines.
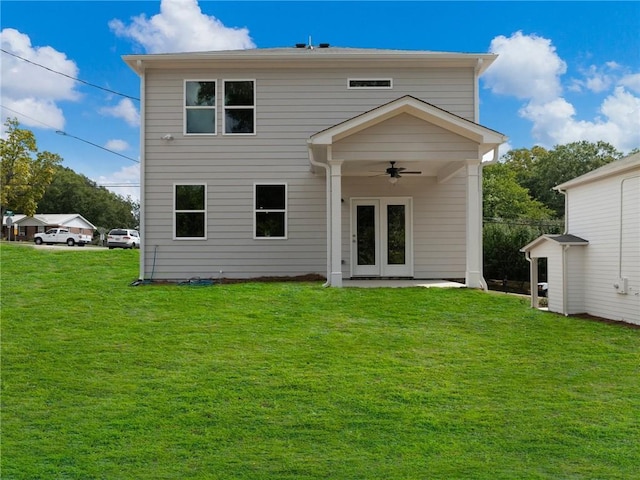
98, 184, 140, 187
56, 131, 139, 163
1, 48, 139, 101
1, 104, 139, 164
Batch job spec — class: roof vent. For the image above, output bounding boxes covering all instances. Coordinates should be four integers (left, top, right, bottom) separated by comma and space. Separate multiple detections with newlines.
319, 43, 330, 48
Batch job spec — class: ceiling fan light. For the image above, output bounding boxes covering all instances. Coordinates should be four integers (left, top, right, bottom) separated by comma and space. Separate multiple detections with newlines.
389, 176, 398, 184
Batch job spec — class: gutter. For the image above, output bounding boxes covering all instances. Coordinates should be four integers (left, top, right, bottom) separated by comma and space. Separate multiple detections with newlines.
307, 143, 331, 287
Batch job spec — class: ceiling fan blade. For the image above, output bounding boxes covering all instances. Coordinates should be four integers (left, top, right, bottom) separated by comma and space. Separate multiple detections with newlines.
402, 171, 422, 175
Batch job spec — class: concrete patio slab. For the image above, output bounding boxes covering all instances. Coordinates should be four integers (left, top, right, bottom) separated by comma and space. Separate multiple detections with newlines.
342, 279, 465, 288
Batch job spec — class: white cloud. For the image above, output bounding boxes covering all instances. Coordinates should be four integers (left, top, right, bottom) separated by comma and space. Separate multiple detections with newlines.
109, 0, 255, 54
570, 63, 620, 94
100, 99, 140, 127
483, 31, 640, 153
519, 88, 640, 152
96, 164, 140, 202
104, 139, 130, 152
484, 31, 566, 103
620, 73, 640, 94
0, 28, 80, 130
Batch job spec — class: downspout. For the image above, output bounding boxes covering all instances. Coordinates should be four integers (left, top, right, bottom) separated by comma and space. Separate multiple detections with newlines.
619, 175, 640, 279
556, 187, 568, 234
562, 245, 570, 316
137, 59, 146, 282
308, 143, 331, 287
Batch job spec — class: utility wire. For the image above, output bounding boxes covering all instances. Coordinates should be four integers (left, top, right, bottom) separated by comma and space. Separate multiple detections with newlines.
56, 130, 139, 163
1, 104, 140, 164
1, 48, 140, 101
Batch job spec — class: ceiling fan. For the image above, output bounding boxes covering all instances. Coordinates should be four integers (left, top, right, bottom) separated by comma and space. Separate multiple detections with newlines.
384, 161, 422, 183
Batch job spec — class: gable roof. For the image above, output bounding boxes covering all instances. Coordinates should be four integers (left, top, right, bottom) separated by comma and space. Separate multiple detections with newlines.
555, 151, 640, 191
520, 234, 589, 253
308, 95, 506, 155
124, 46, 497, 75
3, 214, 96, 229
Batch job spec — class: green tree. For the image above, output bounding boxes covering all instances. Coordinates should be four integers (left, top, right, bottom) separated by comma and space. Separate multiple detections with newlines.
483, 221, 562, 283
0, 118, 62, 216
501, 141, 623, 217
38, 166, 138, 230
483, 162, 552, 220
528, 141, 622, 216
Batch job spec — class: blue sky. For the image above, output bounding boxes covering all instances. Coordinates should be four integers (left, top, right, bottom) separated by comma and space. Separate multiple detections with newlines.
2, 1, 639, 201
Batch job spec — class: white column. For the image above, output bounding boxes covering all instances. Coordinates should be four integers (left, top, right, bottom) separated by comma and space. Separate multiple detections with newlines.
529, 255, 539, 308
329, 159, 343, 287
465, 163, 483, 288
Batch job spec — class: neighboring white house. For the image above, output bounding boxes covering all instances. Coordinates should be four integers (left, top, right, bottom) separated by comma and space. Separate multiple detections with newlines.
2, 214, 96, 241
123, 45, 506, 286
521, 152, 640, 325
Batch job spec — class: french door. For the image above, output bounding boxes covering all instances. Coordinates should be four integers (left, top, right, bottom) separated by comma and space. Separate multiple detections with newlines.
351, 198, 413, 277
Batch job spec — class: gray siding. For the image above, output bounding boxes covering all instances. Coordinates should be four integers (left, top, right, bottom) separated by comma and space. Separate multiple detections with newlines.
341, 173, 467, 279
142, 65, 476, 281
334, 114, 478, 162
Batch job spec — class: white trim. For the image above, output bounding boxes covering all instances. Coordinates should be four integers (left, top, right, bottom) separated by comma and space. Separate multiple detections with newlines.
173, 183, 208, 240
184, 79, 217, 136
253, 182, 288, 240
223, 79, 257, 136
309, 96, 505, 152
139, 66, 146, 280
350, 197, 414, 278
347, 78, 393, 89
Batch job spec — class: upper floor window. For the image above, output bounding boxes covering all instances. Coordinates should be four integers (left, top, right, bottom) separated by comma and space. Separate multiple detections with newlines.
185, 81, 216, 135
224, 80, 255, 134
254, 183, 286, 239
174, 183, 206, 239
348, 78, 393, 89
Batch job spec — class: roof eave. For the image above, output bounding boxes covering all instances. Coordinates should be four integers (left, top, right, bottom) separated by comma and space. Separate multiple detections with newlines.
123, 50, 498, 75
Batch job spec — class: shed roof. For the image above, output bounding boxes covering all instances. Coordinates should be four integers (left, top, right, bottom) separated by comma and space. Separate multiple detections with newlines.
520, 234, 589, 253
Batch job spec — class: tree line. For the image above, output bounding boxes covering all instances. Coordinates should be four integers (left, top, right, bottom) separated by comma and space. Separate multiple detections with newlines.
1, 118, 138, 234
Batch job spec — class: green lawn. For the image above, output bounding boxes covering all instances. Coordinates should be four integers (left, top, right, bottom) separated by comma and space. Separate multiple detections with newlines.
1, 243, 639, 479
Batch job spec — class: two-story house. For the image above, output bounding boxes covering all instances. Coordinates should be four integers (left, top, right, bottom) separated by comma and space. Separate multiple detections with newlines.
124, 45, 506, 287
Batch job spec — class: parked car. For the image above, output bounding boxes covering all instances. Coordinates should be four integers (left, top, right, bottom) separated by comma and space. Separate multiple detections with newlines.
107, 229, 140, 249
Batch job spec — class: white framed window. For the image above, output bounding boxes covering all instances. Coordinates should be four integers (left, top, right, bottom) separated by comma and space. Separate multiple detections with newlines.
174, 183, 207, 239
348, 78, 393, 89
254, 183, 287, 239
224, 79, 256, 135
185, 80, 217, 135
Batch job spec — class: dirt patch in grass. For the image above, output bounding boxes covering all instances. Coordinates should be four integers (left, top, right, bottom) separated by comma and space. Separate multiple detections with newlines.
220, 273, 326, 284
570, 313, 640, 329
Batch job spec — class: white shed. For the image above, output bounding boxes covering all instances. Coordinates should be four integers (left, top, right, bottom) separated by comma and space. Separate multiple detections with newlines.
521, 152, 640, 325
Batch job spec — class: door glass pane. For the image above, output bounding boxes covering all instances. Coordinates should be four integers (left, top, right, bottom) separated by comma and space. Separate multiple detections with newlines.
357, 205, 376, 266
387, 205, 405, 265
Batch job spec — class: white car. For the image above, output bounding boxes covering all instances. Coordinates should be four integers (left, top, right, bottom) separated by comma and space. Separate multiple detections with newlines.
107, 229, 140, 249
